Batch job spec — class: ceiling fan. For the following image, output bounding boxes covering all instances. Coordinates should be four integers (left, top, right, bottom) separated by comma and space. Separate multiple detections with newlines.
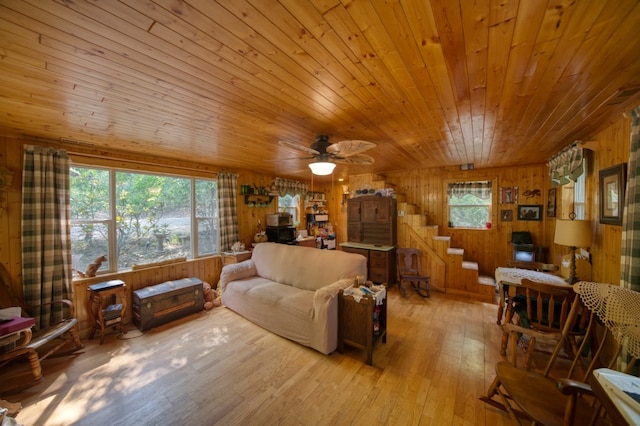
279, 135, 376, 175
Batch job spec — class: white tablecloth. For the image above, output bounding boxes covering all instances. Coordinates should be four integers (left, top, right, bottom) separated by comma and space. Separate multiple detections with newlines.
495, 267, 567, 287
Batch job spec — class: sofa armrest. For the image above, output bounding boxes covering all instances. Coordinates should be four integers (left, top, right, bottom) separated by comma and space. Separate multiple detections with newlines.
312, 278, 355, 318
219, 260, 257, 292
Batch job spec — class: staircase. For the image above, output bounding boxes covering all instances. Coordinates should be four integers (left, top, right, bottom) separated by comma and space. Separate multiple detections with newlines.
397, 201, 496, 303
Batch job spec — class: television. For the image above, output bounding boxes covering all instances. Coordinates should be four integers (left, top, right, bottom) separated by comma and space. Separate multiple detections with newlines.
514, 249, 535, 262
512, 231, 536, 262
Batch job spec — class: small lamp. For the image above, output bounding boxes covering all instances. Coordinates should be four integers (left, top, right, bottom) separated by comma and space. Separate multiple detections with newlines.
308, 161, 336, 176
554, 218, 592, 283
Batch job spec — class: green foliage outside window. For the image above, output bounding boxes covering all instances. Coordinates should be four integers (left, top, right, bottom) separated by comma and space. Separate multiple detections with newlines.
70, 166, 217, 275
448, 182, 492, 228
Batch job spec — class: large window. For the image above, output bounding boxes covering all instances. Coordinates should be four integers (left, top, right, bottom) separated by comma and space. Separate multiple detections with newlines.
70, 166, 218, 275
448, 181, 492, 228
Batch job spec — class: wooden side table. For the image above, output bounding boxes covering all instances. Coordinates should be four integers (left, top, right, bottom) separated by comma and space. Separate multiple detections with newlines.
338, 287, 387, 366
87, 280, 127, 344
221, 251, 252, 265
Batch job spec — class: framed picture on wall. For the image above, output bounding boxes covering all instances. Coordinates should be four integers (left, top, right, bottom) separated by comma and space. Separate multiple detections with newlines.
599, 163, 627, 225
500, 209, 513, 222
547, 188, 557, 217
499, 186, 518, 204
517, 204, 542, 221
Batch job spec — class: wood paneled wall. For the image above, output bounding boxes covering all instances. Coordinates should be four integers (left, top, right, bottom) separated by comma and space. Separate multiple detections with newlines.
0, 137, 330, 333
0, 112, 632, 322
585, 114, 631, 285
381, 113, 631, 283
384, 164, 550, 276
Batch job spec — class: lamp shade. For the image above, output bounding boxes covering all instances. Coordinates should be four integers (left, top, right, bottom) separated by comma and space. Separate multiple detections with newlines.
308, 161, 336, 176
554, 219, 592, 248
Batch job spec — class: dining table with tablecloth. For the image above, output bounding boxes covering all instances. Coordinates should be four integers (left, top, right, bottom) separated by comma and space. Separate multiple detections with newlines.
494, 267, 569, 325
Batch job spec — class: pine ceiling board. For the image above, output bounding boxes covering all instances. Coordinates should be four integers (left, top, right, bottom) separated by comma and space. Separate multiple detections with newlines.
513, 1, 587, 140
208, 0, 391, 137
517, 1, 604, 144
2, 0, 640, 177
402, 0, 463, 151
370, 0, 456, 153
277, 0, 412, 134
493, 0, 545, 143
537, 2, 640, 140
320, 3, 435, 141
523, 1, 640, 149
418, 0, 469, 160
461, 0, 488, 113
69, 0, 356, 146
6, 2, 263, 120
398, 5, 464, 164
21, 4, 328, 158
461, 0, 489, 164
61, 0, 336, 129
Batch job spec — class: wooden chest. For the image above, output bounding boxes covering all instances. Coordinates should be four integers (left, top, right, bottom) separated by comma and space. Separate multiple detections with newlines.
132, 277, 204, 331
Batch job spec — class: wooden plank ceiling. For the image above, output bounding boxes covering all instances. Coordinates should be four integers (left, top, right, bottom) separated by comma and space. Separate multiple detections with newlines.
1, 0, 640, 180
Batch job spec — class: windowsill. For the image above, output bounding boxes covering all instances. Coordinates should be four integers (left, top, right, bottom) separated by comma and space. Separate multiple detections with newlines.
72, 255, 219, 281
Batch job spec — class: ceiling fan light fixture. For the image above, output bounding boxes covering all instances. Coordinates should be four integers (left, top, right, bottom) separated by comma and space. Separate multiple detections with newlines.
308, 161, 336, 175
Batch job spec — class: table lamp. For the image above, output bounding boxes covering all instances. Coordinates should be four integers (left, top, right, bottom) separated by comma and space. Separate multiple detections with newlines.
554, 218, 592, 283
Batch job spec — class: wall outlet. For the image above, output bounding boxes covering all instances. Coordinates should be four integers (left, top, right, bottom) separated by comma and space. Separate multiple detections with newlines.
398, 210, 405, 216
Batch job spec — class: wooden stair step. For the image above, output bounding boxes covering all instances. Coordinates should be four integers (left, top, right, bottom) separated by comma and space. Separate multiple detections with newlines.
478, 275, 496, 287
478, 275, 498, 302
462, 261, 478, 270
447, 248, 464, 256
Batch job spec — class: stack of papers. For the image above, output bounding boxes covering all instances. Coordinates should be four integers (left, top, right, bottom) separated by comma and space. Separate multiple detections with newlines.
593, 368, 640, 424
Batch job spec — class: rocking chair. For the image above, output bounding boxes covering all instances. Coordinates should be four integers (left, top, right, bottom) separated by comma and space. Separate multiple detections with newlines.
396, 248, 430, 298
481, 281, 640, 425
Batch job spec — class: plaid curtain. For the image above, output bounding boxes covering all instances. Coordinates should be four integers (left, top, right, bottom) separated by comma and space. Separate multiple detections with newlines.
621, 106, 640, 291
272, 177, 308, 197
548, 143, 584, 187
447, 181, 491, 199
21, 145, 72, 330
217, 172, 239, 252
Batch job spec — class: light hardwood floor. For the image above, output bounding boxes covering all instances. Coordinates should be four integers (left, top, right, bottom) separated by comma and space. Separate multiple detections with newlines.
1, 288, 512, 425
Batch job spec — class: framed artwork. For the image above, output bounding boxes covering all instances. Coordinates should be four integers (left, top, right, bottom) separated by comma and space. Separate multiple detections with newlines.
547, 188, 557, 217
500, 209, 513, 222
517, 204, 542, 221
599, 163, 627, 225
500, 186, 518, 204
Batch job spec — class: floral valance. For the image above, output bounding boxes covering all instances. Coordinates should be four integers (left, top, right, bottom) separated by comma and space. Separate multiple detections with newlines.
272, 177, 308, 197
447, 181, 491, 199
548, 143, 584, 187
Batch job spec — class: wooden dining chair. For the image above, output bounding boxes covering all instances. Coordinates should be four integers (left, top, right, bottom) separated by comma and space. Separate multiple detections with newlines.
482, 281, 640, 425
396, 248, 430, 298
480, 279, 594, 418
503, 278, 591, 367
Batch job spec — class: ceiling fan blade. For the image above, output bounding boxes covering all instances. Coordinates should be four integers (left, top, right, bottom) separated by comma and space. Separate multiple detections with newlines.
266, 155, 314, 162
279, 140, 320, 155
333, 154, 375, 165
327, 140, 376, 156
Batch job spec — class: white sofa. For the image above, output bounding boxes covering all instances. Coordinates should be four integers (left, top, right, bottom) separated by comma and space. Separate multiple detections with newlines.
219, 242, 367, 354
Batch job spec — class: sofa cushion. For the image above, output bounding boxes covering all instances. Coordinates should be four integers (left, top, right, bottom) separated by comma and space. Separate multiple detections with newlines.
251, 243, 367, 291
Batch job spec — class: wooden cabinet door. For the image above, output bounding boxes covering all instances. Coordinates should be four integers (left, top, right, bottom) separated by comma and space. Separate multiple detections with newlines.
375, 198, 391, 222
347, 199, 361, 222
347, 221, 361, 242
362, 199, 378, 221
